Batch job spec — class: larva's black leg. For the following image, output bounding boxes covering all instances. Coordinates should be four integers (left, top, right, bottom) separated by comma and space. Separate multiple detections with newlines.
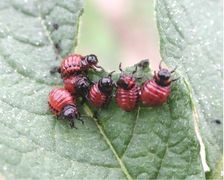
69, 120, 76, 128
94, 65, 104, 71
50, 66, 60, 74
80, 97, 86, 105
159, 60, 163, 70
103, 96, 112, 109
119, 63, 123, 72
93, 111, 98, 119
136, 76, 143, 80
78, 117, 84, 125
171, 66, 177, 73
171, 77, 180, 82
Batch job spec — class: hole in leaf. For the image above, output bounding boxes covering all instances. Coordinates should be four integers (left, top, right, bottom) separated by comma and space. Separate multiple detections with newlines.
212, 119, 221, 125
53, 23, 59, 30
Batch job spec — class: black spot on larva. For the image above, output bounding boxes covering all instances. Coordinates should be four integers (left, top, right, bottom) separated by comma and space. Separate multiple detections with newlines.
53, 23, 59, 30
212, 119, 221, 125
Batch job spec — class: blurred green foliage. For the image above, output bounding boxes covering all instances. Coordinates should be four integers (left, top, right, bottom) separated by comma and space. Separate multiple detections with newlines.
76, 0, 157, 70
76, 0, 121, 70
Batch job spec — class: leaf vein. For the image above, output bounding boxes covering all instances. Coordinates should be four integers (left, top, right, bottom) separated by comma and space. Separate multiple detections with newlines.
83, 104, 133, 180
121, 106, 140, 158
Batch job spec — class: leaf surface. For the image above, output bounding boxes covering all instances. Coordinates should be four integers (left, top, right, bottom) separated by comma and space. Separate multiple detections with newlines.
156, 0, 223, 175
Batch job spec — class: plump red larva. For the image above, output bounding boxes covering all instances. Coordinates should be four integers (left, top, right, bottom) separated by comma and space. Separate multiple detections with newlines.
60, 54, 84, 77
140, 61, 178, 106
48, 88, 81, 128
88, 72, 115, 108
63, 74, 90, 99
52, 54, 103, 78
140, 80, 171, 106
115, 64, 140, 112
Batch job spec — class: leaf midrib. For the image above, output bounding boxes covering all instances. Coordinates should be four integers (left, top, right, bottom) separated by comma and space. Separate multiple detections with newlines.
83, 104, 133, 180
120, 106, 140, 158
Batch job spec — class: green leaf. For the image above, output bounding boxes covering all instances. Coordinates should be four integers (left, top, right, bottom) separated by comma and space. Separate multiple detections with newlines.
94, 65, 205, 179
0, 0, 211, 179
156, 0, 223, 175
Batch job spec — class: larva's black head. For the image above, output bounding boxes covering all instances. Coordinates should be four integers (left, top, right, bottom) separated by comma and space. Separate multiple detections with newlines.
117, 75, 136, 90
98, 78, 113, 94
98, 71, 115, 95
77, 76, 90, 97
85, 54, 98, 66
158, 69, 171, 81
61, 105, 77, 120
117, 63, 137, 90
154, 60, 177, 87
